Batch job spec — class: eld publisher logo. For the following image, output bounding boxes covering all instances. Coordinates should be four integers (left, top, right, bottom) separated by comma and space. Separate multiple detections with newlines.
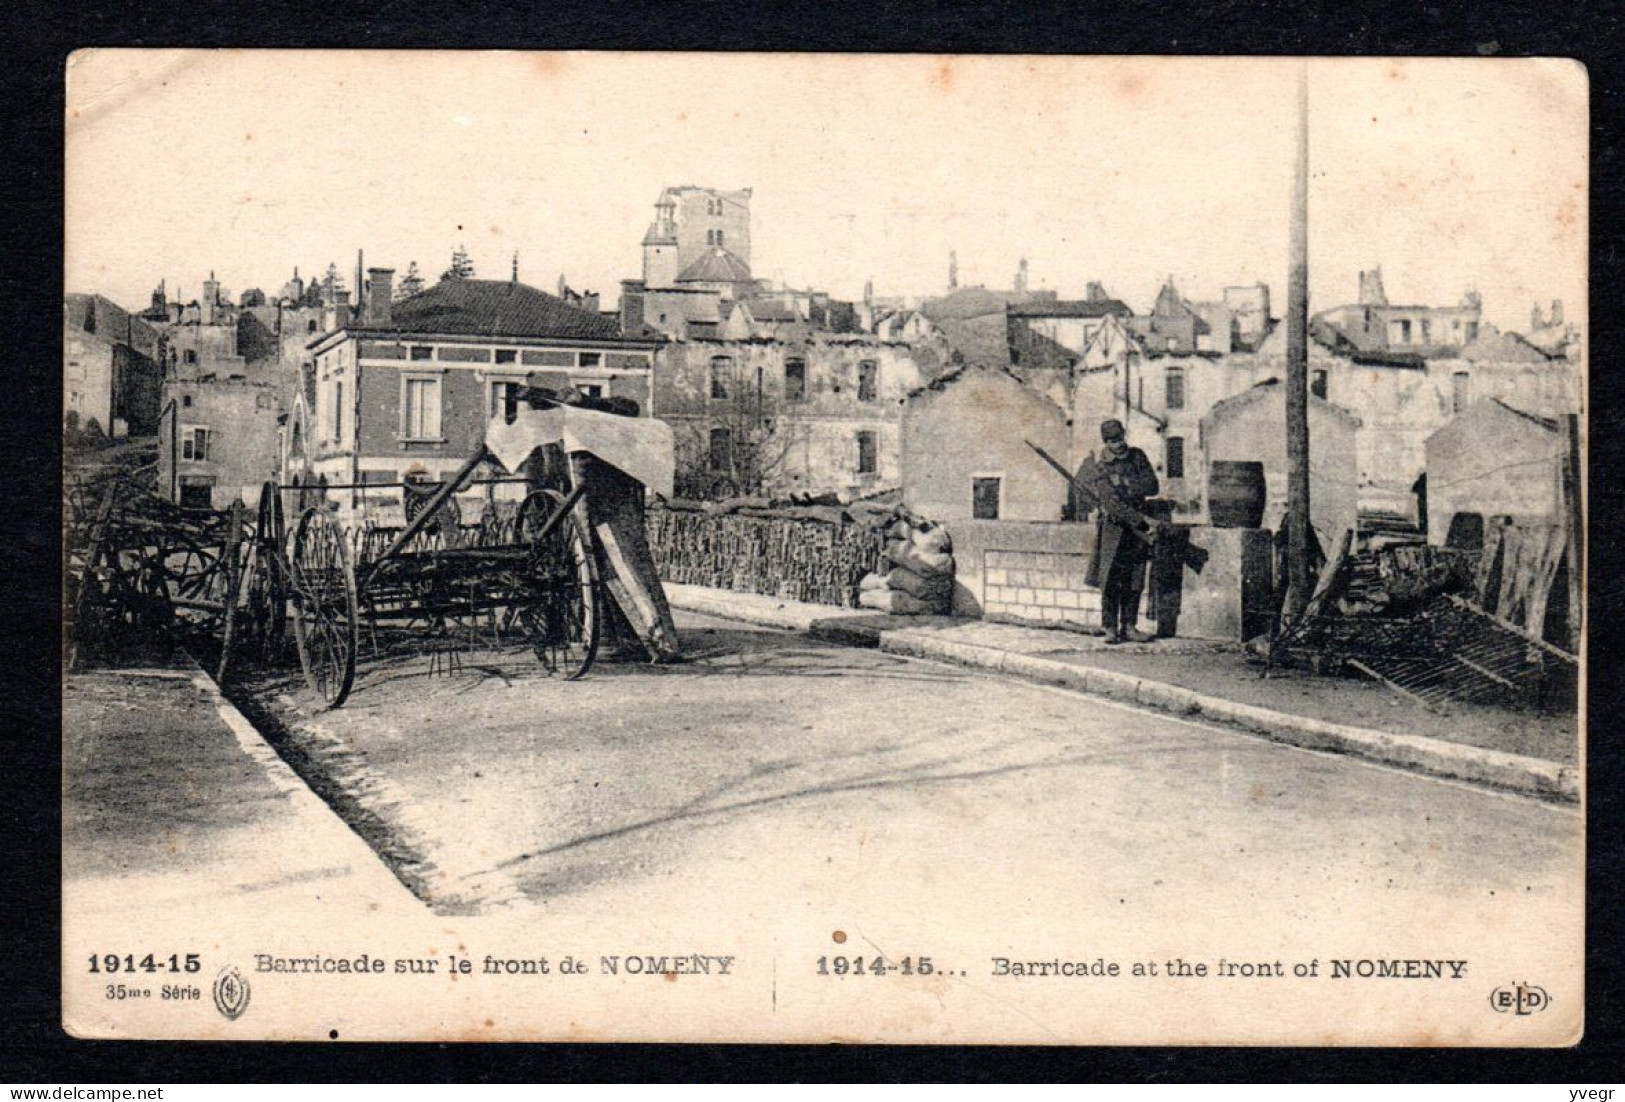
1490, 982, 1550, 1016
213, 965, 251, 1021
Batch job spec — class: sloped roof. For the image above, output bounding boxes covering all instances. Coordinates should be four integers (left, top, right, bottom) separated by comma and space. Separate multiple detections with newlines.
742, 299, 800, 323
905, 363, 1070, 421
1006, 297, 1131, 319
1204, 377, 1362, 427
1487, 397, 1561, 432
1521, 325, 1573, 355
1461, 325, 1552, 363
917, 286, 1057, 323
352, 279, 629, 342
936, 313, 1012, 368
678, 248, 753, 284
642, 223, 678, 246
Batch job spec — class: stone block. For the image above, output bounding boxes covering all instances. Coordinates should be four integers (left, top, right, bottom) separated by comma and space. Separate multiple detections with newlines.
985, 568, 1007, 586
1175, 526, 1274, 641
1015, 588, 1036, 606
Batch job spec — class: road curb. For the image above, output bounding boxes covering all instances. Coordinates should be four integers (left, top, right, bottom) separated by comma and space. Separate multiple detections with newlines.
664, 583, 1578, 802
175, 656, 422, 905
876, 630, 1578, 803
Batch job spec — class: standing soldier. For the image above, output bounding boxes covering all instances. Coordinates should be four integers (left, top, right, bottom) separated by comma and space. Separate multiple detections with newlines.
1084, 419, 1160, 644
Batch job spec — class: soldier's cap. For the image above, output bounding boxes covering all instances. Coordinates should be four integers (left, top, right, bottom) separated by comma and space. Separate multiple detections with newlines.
1100, 418, 1126, 441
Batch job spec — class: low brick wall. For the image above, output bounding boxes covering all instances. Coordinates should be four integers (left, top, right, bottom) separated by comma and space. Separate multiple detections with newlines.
944, 517, 1269, 640
983, 548, 1103, 628
942, 519, 1099, 623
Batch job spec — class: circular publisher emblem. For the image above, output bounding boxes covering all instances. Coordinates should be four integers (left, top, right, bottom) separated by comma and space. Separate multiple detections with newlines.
213, 965, 251, 1021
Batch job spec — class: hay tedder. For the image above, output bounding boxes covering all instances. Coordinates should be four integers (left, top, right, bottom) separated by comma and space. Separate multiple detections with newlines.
66, 397, 680, 709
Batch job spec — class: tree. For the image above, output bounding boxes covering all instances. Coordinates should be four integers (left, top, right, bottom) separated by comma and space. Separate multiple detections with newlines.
441, 245, 475, 282
396, 260, 426, 300
673, 360, 797, 501
323, 262, 345, 302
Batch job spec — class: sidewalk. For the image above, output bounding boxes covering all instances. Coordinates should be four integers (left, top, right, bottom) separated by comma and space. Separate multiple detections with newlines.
662, 583, 1580, 802
63, 656, 419, 918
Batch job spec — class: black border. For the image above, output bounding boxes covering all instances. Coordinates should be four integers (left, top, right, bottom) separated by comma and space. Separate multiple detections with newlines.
4, 0, 1622, 1082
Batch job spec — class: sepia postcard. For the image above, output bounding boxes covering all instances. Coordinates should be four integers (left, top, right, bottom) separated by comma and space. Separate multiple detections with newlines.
62, 51, 1585, 1045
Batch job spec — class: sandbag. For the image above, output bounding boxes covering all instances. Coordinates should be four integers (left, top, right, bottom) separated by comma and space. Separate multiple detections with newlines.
886, 540, 953, 576
858, 571, 891, 592
887, 566, 952, 601
858, 588, 936, 615
913, 525, 952, 556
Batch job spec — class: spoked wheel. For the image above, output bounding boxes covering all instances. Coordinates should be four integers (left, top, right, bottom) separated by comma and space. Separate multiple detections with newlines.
243, 481, 289, 666
290, 506, 359, 709
515, 489, 599, 679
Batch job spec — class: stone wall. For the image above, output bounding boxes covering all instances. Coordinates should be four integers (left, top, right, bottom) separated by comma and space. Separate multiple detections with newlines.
982, 547, 1103, 628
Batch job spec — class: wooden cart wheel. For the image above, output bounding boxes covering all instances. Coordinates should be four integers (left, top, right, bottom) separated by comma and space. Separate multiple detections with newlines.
516, 489, 599, 679
243, 481, 289, 664
290, 505, 359, 709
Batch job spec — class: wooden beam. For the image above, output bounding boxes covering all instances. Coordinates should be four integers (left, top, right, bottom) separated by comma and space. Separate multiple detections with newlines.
1285, 63, 1313, 616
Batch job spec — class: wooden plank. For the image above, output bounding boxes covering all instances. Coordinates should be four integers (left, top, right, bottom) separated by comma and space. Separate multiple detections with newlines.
1563, 412, 1583, 652
1348, 658, 1439, 711
1444, 593, 1577, 663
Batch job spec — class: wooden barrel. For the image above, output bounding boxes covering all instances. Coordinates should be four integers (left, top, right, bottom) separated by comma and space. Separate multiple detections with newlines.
1208, 461, 1266, 528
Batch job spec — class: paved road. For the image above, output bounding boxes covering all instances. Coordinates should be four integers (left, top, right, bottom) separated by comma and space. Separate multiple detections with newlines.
276, 612, 1580, 923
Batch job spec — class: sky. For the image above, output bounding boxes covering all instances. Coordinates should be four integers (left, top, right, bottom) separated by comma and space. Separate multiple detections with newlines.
65, 52, 1587, 335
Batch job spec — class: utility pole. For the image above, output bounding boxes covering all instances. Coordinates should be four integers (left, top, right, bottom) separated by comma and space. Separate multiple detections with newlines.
1285, 63, 1313, 616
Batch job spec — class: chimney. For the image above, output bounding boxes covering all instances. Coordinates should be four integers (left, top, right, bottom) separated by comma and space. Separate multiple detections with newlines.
1532, 302, 1545, 330
202, 272, 220, 325
365, 268, 394, 325
1550, 299, 1563, 327
1358, 268, 1388, 307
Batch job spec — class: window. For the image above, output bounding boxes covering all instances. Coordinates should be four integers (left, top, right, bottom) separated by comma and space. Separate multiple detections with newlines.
180, 425, 210, 461
1166, 436, 1185, 480
972, 477, 1001, 520
1165, 365, 1185, 410
179, 482, 213, 509
857, 431, 877, 475
181, 394, 193, 408
579, 384, 604, 399
495, 349, 518, 365
1421, 319, 1432, 345
1311, 368, 1328, 400
403, 375, 442, 439
183, 349, 198, 365
409, 345, 435, 361
579, 352, 601, 367
785, 359, 806, 401
716, 229, 724, 248
1396, 319, 1413, 344
710, 356, 733, 400
709, 427, 732, 471
489, 379, 524, 423
1452, 371, 1471, 414
307, 319, 318, 334
1465, 321, 1479, 343
706, 229, 715, 246
858, 360, 878, 403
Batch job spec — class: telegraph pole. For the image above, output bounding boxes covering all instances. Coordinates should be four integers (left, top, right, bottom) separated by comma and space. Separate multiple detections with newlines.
1285, 63, 1313, 616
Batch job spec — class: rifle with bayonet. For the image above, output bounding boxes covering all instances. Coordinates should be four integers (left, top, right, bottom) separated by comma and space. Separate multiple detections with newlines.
1026, 440, 1209, 574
